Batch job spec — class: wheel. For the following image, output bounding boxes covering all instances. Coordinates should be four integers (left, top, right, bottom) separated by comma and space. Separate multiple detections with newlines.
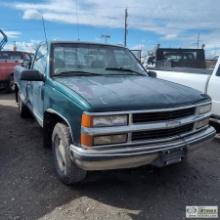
216, 133, 220, 140
18, 95, 31, 118
6, 75, 15, 93
210, 121, 220, 140
52, 122, 87, 184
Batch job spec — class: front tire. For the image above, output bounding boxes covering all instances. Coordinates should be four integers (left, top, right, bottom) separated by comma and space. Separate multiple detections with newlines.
52, 122, 87, 185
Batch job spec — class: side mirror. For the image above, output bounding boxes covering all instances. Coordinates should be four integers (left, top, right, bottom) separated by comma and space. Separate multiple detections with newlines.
147, 71, 157, 78
20, 70, 44, 81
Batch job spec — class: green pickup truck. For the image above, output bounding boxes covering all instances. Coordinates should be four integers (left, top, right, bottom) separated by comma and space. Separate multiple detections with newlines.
14, 41, 216, 184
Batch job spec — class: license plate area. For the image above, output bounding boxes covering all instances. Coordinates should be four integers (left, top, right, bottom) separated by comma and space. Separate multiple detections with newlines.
153, 148, 185, 167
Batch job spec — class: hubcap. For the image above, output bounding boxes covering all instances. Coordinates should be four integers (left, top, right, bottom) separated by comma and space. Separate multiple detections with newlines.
10, 82, 15, 91
54, 135, 67, 174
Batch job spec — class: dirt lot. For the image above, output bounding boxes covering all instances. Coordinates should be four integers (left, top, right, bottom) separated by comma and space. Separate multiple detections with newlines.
0, 93, 220, 220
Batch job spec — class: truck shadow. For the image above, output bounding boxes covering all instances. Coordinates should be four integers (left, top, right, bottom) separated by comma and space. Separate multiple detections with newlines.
0, 97, 220, 220
0, 90, 15, 100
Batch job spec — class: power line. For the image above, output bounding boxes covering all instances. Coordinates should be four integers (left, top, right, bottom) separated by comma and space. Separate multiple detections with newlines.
124, 8, 128, 47
75, 0, 80, 41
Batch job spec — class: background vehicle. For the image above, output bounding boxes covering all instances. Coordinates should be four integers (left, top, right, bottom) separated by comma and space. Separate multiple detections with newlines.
0, 29, 33, 92
15, 41, 215, 184
144, 46, 206, 69
152, 56, 220, 136
130, 49, 142, 61
0, 51, 32, 92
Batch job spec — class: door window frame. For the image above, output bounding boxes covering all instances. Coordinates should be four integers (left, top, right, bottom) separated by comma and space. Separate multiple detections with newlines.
32, 43, 48, 75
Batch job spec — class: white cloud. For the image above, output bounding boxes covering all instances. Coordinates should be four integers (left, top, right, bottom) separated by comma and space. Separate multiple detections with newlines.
131, 44, 145, 50
4, 40, 39, 53
23, 9, 42, 20
163, 34, 178, 40
3, 0, 220, 54
4, 31, 21, 39
7, 0, 219, 31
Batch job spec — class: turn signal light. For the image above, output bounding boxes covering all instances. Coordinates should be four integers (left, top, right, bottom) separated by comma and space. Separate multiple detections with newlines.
81, 114, 93, 128
80, 133, 93, 148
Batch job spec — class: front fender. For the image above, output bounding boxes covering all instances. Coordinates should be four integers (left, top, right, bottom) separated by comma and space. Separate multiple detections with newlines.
44, 79, 91, 145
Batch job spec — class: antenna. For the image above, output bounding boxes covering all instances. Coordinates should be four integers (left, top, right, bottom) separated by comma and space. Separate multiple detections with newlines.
41, 15, 48, 44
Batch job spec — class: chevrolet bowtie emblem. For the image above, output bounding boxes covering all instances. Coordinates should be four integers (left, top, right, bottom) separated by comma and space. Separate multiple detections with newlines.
166, 120, 182, 128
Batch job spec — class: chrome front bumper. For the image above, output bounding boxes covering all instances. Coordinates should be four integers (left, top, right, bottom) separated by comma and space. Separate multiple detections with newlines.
70, 126, 216, 171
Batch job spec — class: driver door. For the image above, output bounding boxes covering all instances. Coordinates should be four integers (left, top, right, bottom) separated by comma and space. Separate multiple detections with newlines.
31, 44, 47, 124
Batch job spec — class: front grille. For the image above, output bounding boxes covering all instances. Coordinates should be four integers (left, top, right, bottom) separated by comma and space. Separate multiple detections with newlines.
133, 108, 195, 123
132, 124, 194, 141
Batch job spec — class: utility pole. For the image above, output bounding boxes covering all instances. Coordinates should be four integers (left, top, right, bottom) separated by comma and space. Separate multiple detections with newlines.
124, 8, 128, 47
13, 41, 17, 51
196, 33, 200, 49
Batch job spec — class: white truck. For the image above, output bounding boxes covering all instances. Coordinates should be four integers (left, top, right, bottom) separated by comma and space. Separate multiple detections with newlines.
150, 57, 220, 137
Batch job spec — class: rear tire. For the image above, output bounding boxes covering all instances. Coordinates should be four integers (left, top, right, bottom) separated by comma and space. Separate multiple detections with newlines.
6, 75, 15, 93
52, 122, 87, 185
216, 133, 220, 140
18, 95, 31, 118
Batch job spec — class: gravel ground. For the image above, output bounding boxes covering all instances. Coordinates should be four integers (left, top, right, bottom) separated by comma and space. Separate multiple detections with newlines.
0, 93, 220, 220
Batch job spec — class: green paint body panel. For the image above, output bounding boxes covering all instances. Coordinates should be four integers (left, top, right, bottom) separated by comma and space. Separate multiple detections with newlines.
15, 41, 211, 146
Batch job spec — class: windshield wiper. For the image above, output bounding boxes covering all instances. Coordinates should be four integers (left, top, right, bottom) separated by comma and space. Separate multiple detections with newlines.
54, 70, 103, 77
105, 67, 146, 76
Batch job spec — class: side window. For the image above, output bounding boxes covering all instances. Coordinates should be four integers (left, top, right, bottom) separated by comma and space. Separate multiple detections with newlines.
216, 65, 220, 76
33, 44, 47, 74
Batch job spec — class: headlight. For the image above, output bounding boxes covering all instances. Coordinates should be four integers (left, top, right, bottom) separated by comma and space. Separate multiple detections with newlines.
82, 114, 128, 127
195, 118, 209, 129
94, 134, 127, 146
81, 133, 127, 147
93, 115, 128, 127
196, 104, 212, 115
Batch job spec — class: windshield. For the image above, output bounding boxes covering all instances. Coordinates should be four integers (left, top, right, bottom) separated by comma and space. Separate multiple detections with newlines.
51, 43, 146, 76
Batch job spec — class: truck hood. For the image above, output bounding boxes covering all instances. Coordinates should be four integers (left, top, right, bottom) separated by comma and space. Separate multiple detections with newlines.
55, 75, 209, 112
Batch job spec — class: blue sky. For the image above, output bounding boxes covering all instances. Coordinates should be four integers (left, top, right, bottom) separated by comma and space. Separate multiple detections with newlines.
1, 0, 220, 57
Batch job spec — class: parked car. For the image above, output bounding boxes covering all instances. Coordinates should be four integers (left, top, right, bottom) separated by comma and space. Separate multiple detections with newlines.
0, 51, 32, 92
144, 47, 206, 69
14, 41, 215, 184
152, 56, 220, 137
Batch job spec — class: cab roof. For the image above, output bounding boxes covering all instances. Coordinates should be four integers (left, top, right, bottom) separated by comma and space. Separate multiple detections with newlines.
49, 41, 125, 48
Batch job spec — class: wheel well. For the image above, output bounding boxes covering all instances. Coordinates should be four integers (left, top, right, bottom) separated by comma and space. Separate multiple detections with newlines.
210, 121, 220, 133
8, 73, 14, 81
43, 112, 71, 148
